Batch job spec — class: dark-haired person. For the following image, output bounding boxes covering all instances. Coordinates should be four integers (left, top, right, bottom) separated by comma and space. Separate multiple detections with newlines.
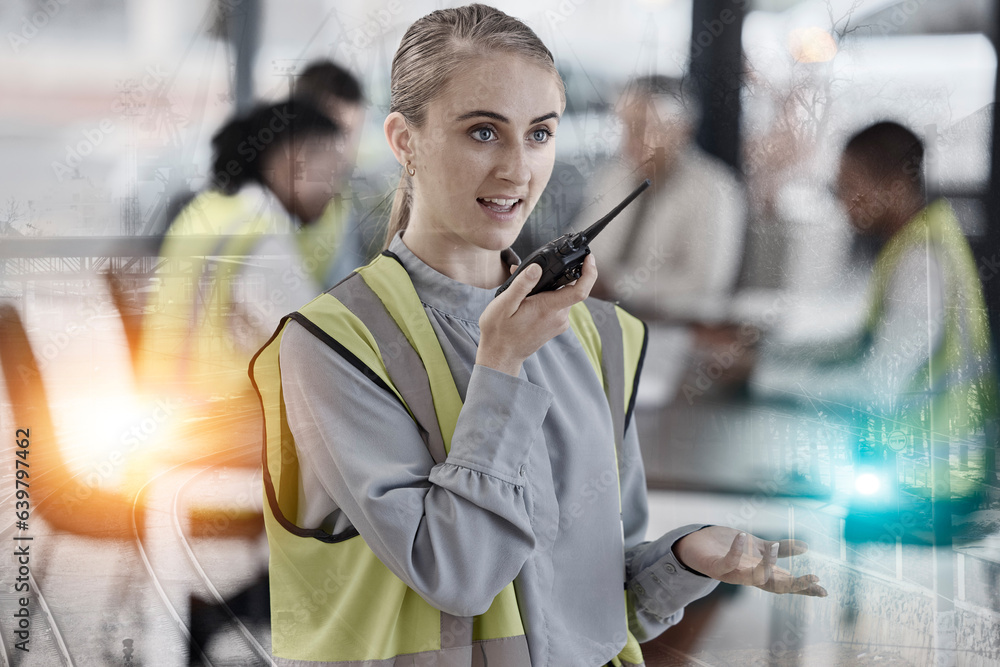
252, 6, 825, 667
132, 100, 348, 653
136, 100, 342, 407
294, 59, 365, 144
291, 59, 374, 282
753, 121, 997, 505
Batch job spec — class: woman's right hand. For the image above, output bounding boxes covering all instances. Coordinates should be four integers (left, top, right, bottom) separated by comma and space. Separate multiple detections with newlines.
476, 254, 598, 376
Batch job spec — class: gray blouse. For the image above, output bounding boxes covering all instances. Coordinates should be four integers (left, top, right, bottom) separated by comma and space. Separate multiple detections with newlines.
279, 232, 718, 666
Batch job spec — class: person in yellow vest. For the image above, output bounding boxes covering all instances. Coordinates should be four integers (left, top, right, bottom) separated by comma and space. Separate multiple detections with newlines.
136, 100, 342, 412
251, 6, 827, 666
137, 58, 368, 408
752, 121, 998, 507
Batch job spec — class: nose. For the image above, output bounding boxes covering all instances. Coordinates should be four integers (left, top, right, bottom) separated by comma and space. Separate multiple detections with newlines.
494, 141, 531, 187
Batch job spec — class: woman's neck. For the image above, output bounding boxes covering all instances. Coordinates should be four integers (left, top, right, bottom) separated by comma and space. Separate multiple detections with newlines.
399, 226, 510, 289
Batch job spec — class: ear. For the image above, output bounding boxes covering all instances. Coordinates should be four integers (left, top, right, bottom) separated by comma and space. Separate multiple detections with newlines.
384, 111, 414, 167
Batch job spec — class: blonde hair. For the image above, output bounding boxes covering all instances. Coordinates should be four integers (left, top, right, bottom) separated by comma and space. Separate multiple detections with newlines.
383, 4, 565, 249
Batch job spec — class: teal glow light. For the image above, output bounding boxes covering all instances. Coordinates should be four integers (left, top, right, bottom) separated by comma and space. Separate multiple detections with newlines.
855, 472, 881, 496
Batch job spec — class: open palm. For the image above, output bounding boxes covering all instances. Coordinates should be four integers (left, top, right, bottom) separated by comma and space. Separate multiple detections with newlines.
673, 526, 827, 596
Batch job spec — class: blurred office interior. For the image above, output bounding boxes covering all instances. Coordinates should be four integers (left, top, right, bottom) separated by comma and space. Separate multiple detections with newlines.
1, 1, 999, 665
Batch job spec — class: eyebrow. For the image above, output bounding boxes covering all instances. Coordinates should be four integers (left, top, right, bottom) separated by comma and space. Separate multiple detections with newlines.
455, 110, 560, 125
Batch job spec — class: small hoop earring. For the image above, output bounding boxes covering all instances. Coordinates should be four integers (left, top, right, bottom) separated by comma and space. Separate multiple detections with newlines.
405, 160, 416, 177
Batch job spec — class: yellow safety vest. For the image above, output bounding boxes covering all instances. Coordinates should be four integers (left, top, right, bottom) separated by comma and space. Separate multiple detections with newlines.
250, 251, 648, 665
136, 189, 348, 402
294, 193, 352, 286
861, 199, 998, 498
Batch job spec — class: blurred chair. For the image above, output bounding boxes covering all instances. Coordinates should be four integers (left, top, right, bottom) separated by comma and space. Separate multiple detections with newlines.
0, 302, 144, 540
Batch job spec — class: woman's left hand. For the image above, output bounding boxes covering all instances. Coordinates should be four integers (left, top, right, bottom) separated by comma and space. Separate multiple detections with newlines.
672, 526, 827, 597
477, 254, 597, 377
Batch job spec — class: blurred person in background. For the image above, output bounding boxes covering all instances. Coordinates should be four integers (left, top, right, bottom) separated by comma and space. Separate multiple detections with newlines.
752, 121, 998, 508
291, 59, 374, 280
135, 61, 366, 411
551, 74, 749, 409
134, 100, 345, 649
294, 59, 366, 152
135, 83, 362, 653
580, 74, 746, 320
135, 99, 342, 414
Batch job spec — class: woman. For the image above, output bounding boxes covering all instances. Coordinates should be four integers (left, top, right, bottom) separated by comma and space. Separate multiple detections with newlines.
138, 100, 344, 404
251, 6, 825, 666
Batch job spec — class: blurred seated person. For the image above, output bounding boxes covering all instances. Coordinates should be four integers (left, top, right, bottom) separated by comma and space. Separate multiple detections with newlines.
752, 122, 997, 500
135, 100, 343, 409
577, 74, 746, 321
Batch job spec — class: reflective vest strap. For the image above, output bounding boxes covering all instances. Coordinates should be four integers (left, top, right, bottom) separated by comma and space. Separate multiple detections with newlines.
584, 299, 626, 450
610, 305, 648, 667
360, 254, 464, 449
569, 301, 605, 387
295, 294, 406, 408
567, 304, 627, 508
330, 272, 449, 464
271, 633, 531, 666
577, 299, 648, 667
575, 299, 650, 449
474, 635, 532, 663
440, 612, 473, 649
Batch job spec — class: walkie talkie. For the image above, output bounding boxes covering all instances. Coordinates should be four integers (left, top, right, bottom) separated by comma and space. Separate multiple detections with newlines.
495, 179, 651, 298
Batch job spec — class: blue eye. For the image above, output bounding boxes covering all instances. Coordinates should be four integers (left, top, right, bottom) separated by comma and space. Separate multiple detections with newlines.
472, 127, 495, 142
531, 128, 553, 143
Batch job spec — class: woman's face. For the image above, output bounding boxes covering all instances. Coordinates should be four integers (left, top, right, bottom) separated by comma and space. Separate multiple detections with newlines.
263, 132, 342, 224
405, 53, 563, 254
